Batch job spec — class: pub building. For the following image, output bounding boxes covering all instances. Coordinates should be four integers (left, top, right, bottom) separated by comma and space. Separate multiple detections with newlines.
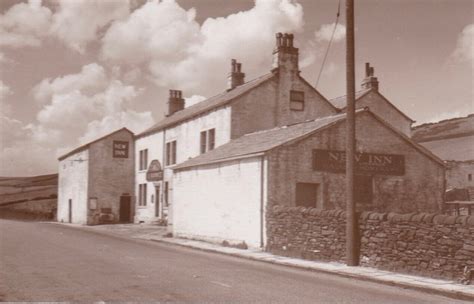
171, 109, 445, 248
57, 128, 135, 225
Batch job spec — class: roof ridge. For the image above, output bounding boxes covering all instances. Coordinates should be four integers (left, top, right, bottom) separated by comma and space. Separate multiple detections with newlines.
136, 72, 275, 138
329, 88, 371, 101
243, 111, 353, 137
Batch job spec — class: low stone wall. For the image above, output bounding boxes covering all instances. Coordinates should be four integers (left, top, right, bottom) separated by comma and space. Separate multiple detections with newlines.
0, 199, 57, 220
266, 206, 474, 280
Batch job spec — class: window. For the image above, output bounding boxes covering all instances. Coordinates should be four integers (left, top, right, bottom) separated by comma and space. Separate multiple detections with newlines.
469, 174, 472, 182
138, 183, 147, 206
290, 90, 304, 111
200, 128, 216, 154
139, 149, 148, 171
208, 129, 215, 151
166, 140, 177, 165
164, 181, 169, 207
200, 131, 207, 154
295, 183, 318, 208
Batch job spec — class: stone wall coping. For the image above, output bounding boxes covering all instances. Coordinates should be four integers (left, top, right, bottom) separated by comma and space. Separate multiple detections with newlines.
270, 205, 474, 226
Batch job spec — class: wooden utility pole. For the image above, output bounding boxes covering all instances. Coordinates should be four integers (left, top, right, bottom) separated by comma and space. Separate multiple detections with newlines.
345, 0, 359, 266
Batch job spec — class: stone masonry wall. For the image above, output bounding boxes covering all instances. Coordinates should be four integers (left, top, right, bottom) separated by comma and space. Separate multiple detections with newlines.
267, 205, 474, 280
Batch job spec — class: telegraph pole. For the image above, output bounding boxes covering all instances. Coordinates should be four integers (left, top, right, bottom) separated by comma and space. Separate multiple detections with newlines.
345, 0, 359, 266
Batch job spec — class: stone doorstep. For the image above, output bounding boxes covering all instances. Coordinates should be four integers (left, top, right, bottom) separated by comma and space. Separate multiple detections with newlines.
147, 236, 474, 301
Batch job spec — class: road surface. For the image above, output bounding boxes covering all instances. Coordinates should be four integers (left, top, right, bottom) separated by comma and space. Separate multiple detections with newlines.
0, 220, 469, 303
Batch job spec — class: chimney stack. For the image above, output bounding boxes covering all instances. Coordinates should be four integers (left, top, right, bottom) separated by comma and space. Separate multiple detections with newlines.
227, 59, 245, 90
361, 62, 379, 91
167, 89, 185, 116
272, 32, 299, 72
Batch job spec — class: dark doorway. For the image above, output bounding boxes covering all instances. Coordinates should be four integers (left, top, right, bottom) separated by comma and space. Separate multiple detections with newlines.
295, 183, 319, 208
355, 175, 373, 209
155, 185, 160, 217
68, 199, 72, 223
119, 195, 132, 222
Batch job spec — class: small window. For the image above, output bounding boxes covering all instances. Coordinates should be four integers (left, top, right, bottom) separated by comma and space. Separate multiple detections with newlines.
139, 183, 147, 206
290, 90, 304, 111
166, 141, 177, 165
200, 131, 207, 154
208, 128, 215, 151
295, 183, 318, 208
200, 128, 216, 154
139, 149, 148, 170
469, 174, 472, 181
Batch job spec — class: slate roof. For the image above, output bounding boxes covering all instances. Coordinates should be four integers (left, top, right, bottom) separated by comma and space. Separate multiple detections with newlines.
329, 88, 414, 122
58, 127, 133, 161
174, 108, 444, 170
136, 73, 276, 138
329, 88, 372, 109
173, 111, 355, 170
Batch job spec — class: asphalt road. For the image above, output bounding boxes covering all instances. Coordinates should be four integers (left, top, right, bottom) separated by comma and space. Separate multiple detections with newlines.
0, 220, 469, 303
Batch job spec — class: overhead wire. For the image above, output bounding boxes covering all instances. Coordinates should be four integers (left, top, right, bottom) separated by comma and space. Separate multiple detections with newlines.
315, 0, 341, 89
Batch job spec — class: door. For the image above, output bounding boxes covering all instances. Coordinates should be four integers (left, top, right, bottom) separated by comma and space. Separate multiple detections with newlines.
119, 195, 131, 222
68, 199, 72, 223
155, 185, 160, 217
355, 175, 373, 210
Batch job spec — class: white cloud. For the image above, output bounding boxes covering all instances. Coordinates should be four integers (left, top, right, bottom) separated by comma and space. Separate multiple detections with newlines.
101, 0, 201, 64
0, 80, 13, 101
50, 0, 131, 53
1, 63, 154, 175
101, 0, 304, 93
32, 63, 108, 103
0, 0, 52, 48
450, 23, 474, 67
184, 95, 206, 108
315, 23, 346, 42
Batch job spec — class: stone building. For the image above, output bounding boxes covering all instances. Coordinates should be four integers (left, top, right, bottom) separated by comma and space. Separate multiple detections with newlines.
133, 33, 339, 224
413, 114, 474, 198
329, 63, 414, 137
57, 128, 134, 225
172, 109, 445, 248
133, 33, 416, 226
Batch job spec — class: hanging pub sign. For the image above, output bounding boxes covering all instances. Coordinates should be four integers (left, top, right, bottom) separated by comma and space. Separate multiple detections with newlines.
146, 160, 163, 181
113, 141, 129, 158
313, 149, 405, 176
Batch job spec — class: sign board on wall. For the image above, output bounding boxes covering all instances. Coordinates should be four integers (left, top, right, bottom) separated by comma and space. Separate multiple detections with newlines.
147, 160, 163, 181
313, 149, 405, 176
113, 141, 129, 158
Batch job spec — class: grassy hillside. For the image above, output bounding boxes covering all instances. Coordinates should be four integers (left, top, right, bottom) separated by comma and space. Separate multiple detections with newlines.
0, 174, 58, 220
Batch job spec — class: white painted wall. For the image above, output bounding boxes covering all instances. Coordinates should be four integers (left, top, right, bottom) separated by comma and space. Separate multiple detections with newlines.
57, 149, 89, 224
134, 106, 232, 223
164, 106, 232, 163
134, 131, 163, 223
173, 157, 264, 248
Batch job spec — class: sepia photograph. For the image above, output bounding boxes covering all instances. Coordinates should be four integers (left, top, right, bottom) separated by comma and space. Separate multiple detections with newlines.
0, 0, 473, 302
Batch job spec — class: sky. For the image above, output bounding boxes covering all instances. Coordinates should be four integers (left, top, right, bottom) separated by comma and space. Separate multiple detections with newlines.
0, 0, 472, 177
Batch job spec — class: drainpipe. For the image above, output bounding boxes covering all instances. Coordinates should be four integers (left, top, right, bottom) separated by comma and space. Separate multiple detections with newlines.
161, 128, 167, 219
260, 156, 265, 248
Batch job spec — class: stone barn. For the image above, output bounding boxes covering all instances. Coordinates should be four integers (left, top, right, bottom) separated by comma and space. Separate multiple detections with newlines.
57, 128, 135, 225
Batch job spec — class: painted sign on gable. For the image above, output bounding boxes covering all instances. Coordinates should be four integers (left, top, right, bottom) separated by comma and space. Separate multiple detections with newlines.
313, 149, 405, 176
147, 160, 163, 181
113, 141, 129, 158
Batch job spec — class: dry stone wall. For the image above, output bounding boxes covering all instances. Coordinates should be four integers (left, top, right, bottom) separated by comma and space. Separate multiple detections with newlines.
266, 205, 474, 280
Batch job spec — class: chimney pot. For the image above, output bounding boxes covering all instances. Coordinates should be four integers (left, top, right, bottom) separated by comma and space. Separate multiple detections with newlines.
227, 59, 245, 90
361, 62, 379, 91
167, 89, 185, 116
